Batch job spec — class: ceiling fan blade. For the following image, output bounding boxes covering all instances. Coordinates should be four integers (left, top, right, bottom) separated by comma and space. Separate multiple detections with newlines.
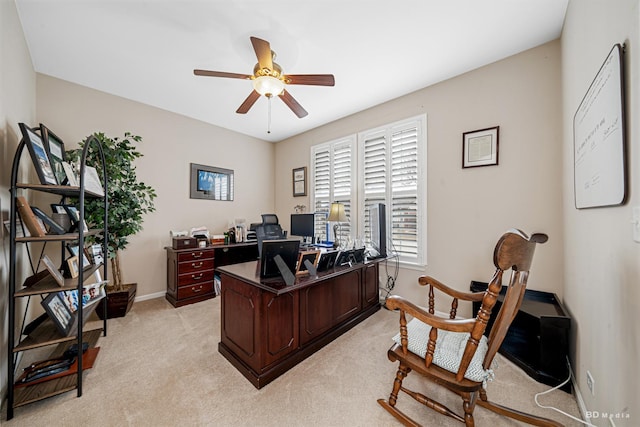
278, 90, 308, 118
194, 69, 252, 80
250, 36, 273, 70
236, 90, 261, 114
285, 74, 335, 86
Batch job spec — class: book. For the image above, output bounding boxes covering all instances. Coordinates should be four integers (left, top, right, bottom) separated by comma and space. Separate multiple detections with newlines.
15, 196, 46, 237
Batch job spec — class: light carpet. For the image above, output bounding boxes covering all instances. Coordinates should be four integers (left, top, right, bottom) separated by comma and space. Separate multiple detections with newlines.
3, 296, 583, 426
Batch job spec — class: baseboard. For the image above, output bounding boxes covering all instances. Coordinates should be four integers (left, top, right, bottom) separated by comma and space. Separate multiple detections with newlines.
569, 359, 592, 425
135, 291, 165, 302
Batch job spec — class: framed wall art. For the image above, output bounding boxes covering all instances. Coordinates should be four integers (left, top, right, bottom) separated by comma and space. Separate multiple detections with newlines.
462, 126, 499, 168
292, 166, 307, 197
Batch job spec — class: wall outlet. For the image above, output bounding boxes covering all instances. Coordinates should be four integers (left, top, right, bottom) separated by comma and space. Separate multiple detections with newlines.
586, 370, 595, 396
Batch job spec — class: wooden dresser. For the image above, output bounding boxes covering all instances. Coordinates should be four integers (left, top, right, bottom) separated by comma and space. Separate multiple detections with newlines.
165, 247, 216, 307
165, 242, 259, 307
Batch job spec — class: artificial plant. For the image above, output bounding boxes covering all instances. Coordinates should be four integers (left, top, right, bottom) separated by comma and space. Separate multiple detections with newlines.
67, 132, 156, 291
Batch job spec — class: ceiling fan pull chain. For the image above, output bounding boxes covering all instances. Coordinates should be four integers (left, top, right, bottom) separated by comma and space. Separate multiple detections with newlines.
267, 95, 272, 134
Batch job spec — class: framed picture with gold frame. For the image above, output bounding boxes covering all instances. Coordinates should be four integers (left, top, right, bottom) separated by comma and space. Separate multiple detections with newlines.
295, 250, 320, 276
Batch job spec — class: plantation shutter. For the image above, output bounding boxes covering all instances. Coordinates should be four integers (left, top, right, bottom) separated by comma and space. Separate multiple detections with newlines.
390, 126, 419, 261
360, 116, 424, 265
311, 137, 355, 244
362, 131, 387, 243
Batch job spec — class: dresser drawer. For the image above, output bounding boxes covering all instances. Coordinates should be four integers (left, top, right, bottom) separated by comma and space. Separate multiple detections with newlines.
178, 258, 214, 274
177, 281, 214, 300
177, 269, 214, 287
177, 249, 214, 263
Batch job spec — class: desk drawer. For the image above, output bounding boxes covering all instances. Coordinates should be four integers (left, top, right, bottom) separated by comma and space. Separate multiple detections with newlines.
177, 281, 214, 299
178, 269, 214, 287
177, 249, 214, 263
178, 258, 214, 274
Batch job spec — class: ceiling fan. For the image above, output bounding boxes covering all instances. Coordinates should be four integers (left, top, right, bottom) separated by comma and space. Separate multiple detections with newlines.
194, 36, 335, 119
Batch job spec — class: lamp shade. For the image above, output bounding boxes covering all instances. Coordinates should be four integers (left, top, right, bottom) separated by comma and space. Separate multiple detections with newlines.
252, 76, 285, 97
327, 202, 347, 222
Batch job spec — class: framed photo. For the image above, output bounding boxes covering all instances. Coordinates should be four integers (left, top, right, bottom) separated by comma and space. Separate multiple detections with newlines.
84, 166, 105, 197
39, 123, 67, 185
39, 254, 65, 287
41, 293, 73, 336
89, 243, 104, 265
62, 162, 79, 186
66, 256, 79, 279
67, 244, 92, 270
18, 123, 58, 185
292, 166, 307, 197
295, 250, 320, 276
462, 126, 499, 168
63, 205, 88, 233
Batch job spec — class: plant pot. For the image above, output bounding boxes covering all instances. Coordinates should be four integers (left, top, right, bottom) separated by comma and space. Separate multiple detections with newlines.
97, 283, 136, 319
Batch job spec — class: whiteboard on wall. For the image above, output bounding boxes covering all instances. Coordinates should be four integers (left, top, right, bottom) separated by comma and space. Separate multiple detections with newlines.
573, 44, 626, 209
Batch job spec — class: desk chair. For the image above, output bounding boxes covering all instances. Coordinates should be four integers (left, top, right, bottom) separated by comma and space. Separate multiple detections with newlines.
378, 229, 559, 427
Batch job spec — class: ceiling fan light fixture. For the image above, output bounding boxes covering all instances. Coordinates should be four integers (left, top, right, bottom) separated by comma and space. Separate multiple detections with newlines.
253, 75, 285, 97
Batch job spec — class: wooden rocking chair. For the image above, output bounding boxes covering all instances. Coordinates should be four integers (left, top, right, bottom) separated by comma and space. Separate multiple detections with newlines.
378, 229, 561, 427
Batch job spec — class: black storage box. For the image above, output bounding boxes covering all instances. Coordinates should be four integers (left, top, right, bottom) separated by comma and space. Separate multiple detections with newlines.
470, 281, 571, 392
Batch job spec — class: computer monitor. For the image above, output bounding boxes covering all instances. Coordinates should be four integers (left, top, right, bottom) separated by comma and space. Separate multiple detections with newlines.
259, 239, 300, 279
290, 213, 315, 242
369, 203, 387, 258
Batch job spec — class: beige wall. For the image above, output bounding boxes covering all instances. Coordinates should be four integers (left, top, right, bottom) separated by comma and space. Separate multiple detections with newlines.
562, 0, 640, 421
35, 75, 276, 299
0, 0, 38, 407
275, 40, 564, 308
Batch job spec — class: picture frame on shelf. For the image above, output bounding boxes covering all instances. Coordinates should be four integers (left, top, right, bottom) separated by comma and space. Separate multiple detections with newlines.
61, 290, 79, 313
89, 243, 104, 265
63, 205, 88, 233
41, 293, 73, 336
39, 254, 65, 287
66, 256, 80, 279
462, 126, 499, 168
39, 123, 67, 185
18, 123, 58, 185
292, 166, 307, 197
66, 244, 92, 270
31, 206, 67, 235
83, 166, 105, 197
295, 250, 320, 276
61, 161, 79, 186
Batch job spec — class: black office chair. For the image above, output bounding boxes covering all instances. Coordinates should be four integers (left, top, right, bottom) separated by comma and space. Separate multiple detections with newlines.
256, 214, 286, 257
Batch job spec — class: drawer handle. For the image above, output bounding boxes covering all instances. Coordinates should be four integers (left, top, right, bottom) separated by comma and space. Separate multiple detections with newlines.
192, 285, 203, 293
191, 262, 204, 268
191, 252, 204, 259
192, 273, 204, 280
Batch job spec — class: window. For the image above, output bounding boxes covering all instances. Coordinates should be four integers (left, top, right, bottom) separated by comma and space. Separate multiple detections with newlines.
311, 136, 356, 244
360, 116, 426, 266
310, 115, 426, 267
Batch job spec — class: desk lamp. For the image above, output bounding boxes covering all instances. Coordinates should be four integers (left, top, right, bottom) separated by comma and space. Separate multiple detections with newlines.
327, 202, 347, 249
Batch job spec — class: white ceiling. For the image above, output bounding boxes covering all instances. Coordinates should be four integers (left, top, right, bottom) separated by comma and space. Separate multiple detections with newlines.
16, 0, 568, 143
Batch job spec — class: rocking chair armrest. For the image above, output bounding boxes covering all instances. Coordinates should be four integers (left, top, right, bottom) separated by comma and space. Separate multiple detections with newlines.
386, 295, 475, 333
418, 276, 484, 302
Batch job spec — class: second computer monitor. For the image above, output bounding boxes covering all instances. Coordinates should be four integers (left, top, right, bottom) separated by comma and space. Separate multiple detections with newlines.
290, 213, 315, 242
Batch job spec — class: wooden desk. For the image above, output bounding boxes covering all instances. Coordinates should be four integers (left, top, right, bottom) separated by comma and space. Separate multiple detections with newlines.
217, 259, 381, 388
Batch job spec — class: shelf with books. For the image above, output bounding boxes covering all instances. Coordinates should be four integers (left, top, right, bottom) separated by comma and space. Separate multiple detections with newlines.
6, 125, 109, 420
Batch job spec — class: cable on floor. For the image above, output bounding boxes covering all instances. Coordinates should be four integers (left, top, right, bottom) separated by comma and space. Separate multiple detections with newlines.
534, 357, 596, 427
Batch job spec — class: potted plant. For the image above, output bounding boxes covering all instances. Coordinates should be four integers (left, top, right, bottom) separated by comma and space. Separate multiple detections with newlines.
67, 132, 156, 318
